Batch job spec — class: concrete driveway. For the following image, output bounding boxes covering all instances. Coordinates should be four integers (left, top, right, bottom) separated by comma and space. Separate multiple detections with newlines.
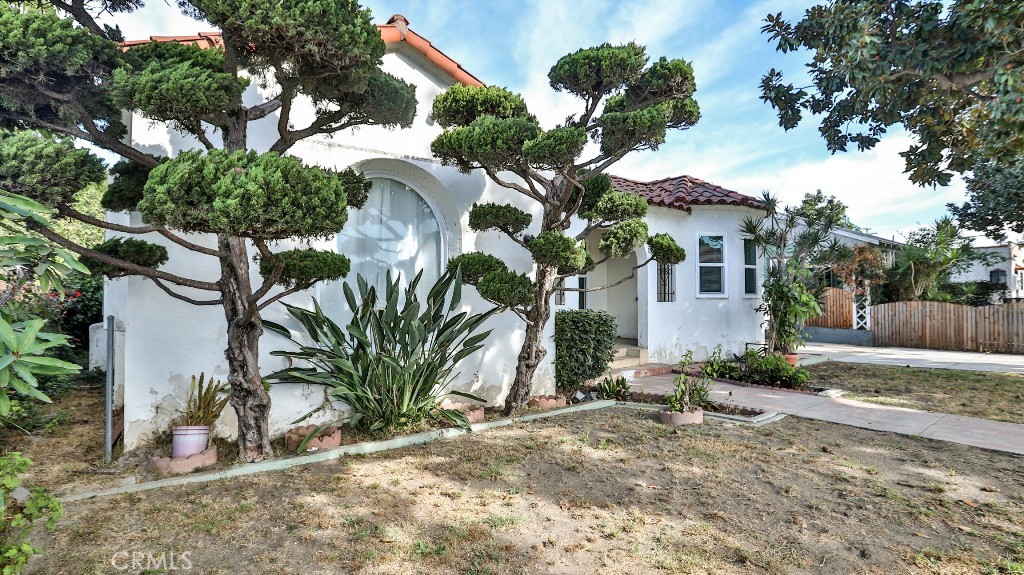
800, 342, 1024, 374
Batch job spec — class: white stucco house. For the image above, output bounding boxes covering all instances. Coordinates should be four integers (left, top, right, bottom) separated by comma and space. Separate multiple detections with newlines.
948, 243, 1021, 301
92, 16, 768, 449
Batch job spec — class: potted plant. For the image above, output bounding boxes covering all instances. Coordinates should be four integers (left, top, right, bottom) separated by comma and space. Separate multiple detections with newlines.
659, 357, 713, 426
171, 373, 229, 458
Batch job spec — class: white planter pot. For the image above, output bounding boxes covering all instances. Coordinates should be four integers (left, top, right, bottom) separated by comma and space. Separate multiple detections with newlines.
171, 425, 210, 459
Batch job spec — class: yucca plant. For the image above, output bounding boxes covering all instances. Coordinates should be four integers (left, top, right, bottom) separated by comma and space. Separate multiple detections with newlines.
265, 267, 495, 432
174, 373, 230, 427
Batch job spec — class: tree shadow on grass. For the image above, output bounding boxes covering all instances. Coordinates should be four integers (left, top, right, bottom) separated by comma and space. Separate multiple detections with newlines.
27, 407, 1024, 575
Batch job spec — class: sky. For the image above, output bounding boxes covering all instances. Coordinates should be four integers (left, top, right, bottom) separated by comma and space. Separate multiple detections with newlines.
99, 0, 971, 240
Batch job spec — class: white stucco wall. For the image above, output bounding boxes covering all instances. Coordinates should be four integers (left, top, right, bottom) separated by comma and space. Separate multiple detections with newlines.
561, 204, 766, 363
632, 205, 764, 363
106, 43, 554, 449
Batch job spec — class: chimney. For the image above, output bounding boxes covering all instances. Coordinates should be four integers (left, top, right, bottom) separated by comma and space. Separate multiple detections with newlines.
387, 14, 409, 40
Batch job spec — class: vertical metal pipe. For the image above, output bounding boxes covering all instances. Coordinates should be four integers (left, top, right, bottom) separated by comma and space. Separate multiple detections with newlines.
104, 315, 114, 464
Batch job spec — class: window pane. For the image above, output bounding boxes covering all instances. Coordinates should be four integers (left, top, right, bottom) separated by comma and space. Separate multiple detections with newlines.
698, 236, 724, 263
699, 266, 723, 293
335, 178, 441, 300
743, 239, 756, 266
744, 268, 757, 294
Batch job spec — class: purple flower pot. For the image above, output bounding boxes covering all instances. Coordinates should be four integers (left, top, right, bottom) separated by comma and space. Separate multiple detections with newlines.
171, 425, 211, 458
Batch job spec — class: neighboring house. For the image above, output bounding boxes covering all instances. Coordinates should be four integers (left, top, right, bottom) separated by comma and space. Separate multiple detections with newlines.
947, 244, 1021, 301
829, 226, 904, 268
92, 16, 767, 449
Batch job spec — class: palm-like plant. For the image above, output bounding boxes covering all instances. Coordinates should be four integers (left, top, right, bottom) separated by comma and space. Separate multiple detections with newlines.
266, 268, 495, 432
741, 191, 851, 354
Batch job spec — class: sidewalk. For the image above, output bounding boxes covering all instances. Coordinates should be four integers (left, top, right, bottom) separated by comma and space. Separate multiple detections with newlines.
631, 373, 1024, 456
800, 342, 1024, 374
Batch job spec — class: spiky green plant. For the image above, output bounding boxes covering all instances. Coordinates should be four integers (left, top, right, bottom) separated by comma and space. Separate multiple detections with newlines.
595, 375, 630, 401
174, 372, 230, 427
266, 268, 495, 432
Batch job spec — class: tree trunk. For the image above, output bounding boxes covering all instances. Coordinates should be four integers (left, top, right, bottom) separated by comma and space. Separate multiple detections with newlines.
219, 236, 273, 461
215, 50, 272, 462
503, 264, 557, 416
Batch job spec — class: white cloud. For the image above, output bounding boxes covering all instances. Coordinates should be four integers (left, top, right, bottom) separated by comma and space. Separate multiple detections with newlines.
97, 1, 208, 38
711, 136, 967, 239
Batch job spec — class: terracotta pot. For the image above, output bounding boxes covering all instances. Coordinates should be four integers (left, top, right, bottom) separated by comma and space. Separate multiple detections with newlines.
285, 424, 342, 453
527, 394, 567, 410
658, 408, 703, 426
151, 445, 217, 475
171, 425, 210, 458
440, 400, 485, 423
783, 353, 800, 367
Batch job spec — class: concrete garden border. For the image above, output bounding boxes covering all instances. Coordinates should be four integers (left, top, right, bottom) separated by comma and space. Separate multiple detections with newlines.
63, 398, 782, 503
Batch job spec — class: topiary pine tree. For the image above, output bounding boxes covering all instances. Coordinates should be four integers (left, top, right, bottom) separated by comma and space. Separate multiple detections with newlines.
760, 1, 1024, 237
0, 1, 416, 461
433, 43, 694, 415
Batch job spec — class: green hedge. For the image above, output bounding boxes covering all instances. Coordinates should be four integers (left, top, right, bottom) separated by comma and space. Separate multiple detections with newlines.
554, 310, 618, 390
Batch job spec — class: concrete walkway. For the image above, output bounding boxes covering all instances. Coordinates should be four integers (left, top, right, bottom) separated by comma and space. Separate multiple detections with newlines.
631, 373, 1024, 456
800, 342, 1024, 374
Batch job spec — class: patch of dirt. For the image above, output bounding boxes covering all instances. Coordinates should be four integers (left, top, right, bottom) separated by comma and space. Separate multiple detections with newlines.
26, 407, 1024, 575
0, 387, 141, 496
807, 362, 1024, 423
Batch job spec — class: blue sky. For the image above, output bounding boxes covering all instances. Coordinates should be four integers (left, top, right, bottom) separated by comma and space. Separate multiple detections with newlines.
102, 0, 970, 239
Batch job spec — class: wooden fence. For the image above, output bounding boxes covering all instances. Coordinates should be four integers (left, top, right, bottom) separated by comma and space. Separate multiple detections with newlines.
806, 287, 853, 329
871, 301, 1024, 353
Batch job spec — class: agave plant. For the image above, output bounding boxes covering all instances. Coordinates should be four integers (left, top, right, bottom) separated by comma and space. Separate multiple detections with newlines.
265, 268, 495, 432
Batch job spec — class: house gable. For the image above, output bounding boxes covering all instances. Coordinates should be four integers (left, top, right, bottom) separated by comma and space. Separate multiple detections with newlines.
120, 14, 484, 88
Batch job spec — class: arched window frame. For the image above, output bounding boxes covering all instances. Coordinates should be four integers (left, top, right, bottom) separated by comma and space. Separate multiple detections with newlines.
315, 171, 447, 304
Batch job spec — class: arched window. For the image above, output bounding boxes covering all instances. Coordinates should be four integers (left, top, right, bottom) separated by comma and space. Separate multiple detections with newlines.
336, 177, 443, 299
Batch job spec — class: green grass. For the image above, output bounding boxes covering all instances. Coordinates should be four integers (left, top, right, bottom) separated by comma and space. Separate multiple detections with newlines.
806, 362, 1024, 423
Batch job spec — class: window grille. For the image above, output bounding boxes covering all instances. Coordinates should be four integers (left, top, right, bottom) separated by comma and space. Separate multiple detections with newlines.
554, 278, 566, 305
578, 277, 587, 309
657, 262, 675, 302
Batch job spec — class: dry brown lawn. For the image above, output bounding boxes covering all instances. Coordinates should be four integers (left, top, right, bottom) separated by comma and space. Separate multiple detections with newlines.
807, 362, 1024, 423
23, 405, 1024, 575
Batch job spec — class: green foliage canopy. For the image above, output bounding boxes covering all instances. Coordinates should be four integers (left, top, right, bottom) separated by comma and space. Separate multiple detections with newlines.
761, 1, 1024, 186
138, 150, 368, 240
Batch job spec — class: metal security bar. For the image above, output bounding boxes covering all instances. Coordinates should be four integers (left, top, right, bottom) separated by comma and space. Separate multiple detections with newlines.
657, 262, 675, 302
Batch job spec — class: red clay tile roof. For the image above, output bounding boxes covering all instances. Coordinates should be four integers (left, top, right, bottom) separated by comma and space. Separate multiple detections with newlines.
608, 174, 766, 213
119, 14, 484, 87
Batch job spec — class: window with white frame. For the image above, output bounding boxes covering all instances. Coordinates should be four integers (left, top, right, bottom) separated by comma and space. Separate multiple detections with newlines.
743, 239, 758, 295
697, 235, 725, 295
657, 261, 675, 302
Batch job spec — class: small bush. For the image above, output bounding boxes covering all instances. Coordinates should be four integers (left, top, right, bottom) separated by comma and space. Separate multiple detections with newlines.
595, 375, 630, 401
0, 453, 62, 574
667, 351, 715, 412
55, 273, 102, 345
554, 310, 617, 390
739, 350, 809, 389
700, 344, 740, 380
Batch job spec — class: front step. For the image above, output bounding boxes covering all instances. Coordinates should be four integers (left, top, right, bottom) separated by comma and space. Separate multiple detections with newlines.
612, 344, 648, 363
586, 363, 675, 386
